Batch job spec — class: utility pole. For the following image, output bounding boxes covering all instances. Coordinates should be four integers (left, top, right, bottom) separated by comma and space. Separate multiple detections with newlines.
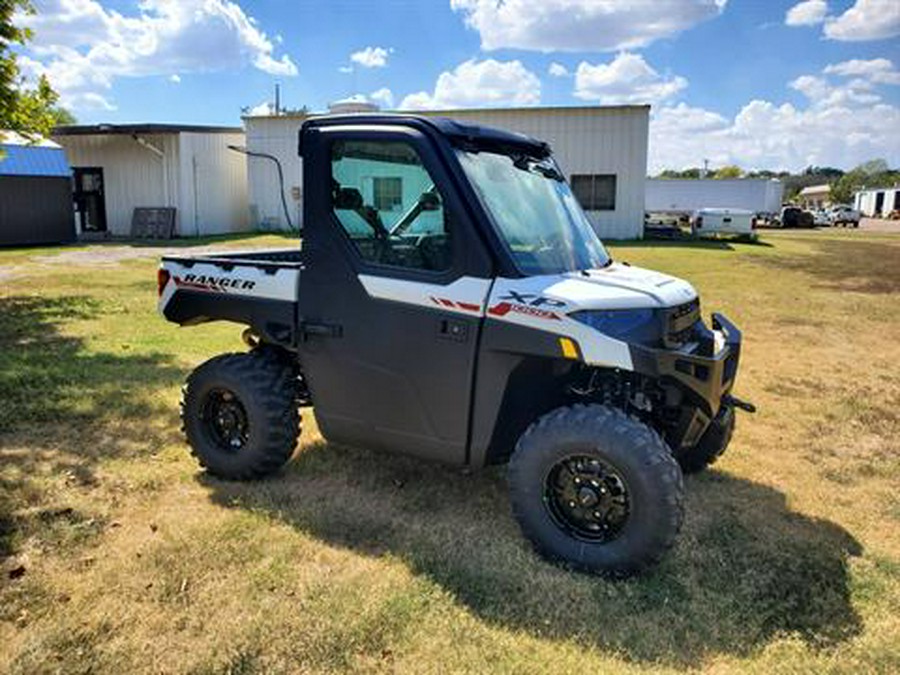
274, 83, 281, 116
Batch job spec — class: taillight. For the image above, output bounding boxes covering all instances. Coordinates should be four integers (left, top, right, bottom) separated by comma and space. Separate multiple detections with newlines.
157, 268, 171, 296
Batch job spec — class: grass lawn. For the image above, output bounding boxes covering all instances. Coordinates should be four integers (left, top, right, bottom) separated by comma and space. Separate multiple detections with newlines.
1, 230, 898, 674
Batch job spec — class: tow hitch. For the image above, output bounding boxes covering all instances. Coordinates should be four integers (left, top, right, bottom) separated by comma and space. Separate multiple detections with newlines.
725, 394, 757, 414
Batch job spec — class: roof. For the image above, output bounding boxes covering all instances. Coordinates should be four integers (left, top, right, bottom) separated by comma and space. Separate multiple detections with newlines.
799, 184, 831, 195
301, 113, 551, 158
53, 123, 243, 136
245, 103, 650, 121
0, 132, 71, 177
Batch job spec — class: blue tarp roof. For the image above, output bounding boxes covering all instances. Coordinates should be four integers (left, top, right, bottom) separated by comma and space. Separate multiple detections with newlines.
0, 134, 71, 178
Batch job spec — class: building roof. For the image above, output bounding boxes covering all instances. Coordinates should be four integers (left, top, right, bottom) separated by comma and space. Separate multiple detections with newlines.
53, 123, 243, 136
0, 132, 70, 177
799, 184, 831, 195
244, 103, 651, 121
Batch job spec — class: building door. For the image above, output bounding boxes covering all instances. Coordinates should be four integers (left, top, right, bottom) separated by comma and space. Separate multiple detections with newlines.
73, 167, 108, 232
874, 191, 885, 216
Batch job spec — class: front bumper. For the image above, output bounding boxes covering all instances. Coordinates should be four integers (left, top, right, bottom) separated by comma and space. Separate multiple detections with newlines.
630, 312, 742, 446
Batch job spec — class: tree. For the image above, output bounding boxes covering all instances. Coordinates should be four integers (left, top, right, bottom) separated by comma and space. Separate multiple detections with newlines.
2, 0, 66, 142
713, 165, 743, 179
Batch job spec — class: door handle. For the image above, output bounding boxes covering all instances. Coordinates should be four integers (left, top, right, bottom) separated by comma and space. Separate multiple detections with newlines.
437, 318, 468, 342
300, 321, 343, 339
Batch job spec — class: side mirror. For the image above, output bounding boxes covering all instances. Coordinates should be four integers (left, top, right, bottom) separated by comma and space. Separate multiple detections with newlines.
418, 192, 441, 211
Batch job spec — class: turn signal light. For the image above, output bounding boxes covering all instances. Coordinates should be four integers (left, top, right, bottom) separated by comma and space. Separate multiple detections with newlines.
157, 268, 171, 296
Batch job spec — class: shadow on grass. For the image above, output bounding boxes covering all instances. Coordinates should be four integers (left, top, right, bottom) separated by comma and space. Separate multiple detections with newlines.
0, 295, 184, 559
756, 237, 900, 294
204, 441, 862, 666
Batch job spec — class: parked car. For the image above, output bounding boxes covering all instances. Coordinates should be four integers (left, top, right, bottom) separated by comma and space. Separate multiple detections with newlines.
778, 206, 814, 228
812, 209, 832, 227
691, 208, 755, 238
830, 205, 861, 227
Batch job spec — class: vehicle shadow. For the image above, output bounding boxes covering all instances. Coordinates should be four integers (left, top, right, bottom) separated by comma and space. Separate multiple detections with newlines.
203, 440, 862, 667
755, 237, 900, 294
0, 295, 184, 559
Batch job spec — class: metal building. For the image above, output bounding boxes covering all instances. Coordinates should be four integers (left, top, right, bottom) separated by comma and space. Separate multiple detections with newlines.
646, 178, 784, 216
854, 186, 900, 217
243, 105, 650, 239
53, 124, 250, 237
0, 133, 75, 246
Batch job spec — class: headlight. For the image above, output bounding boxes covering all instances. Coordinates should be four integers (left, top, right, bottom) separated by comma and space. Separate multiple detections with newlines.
570, 308, 660, 343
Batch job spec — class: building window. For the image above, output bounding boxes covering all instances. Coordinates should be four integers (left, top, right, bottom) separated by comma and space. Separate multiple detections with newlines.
373, 176, 402, 211
571, 174, 617, 211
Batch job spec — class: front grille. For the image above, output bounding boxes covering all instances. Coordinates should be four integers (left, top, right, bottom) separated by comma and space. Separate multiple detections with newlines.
664, 298, 700, 348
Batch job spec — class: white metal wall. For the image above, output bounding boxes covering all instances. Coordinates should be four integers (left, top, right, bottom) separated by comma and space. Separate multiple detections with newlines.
244, 106, 649, 239
178, 132, 250, 235
244, 117, 305, 230
58, 133, 179, 236
646, 178, 785, 214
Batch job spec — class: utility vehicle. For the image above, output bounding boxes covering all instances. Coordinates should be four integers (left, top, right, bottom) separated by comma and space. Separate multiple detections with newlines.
158, 114, 753, 576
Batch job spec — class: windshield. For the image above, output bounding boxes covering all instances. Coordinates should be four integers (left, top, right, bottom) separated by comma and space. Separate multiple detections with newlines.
457, 149, 610, 275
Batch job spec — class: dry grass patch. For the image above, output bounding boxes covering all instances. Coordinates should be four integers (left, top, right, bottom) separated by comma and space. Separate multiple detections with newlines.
1, 231, 898, 673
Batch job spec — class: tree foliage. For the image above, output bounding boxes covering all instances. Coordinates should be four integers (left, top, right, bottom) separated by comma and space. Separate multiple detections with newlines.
713, 165, 743, 179
1, 0, 73, 142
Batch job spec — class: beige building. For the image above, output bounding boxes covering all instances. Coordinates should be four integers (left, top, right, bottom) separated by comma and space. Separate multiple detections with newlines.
798, 184, 831, 209
243, 105, 650, 239
54, 124, 249, 237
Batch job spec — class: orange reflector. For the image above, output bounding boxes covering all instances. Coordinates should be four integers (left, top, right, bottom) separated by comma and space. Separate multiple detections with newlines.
559, 337, 579, 360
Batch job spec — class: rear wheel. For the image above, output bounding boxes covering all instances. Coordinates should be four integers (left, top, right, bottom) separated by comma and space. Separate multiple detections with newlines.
508, 404, 683, 577
181, 351, 300, 479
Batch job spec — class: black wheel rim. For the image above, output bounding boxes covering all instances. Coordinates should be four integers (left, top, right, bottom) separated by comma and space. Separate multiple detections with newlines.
201, 388, 249, 452
543, 454, 630, 542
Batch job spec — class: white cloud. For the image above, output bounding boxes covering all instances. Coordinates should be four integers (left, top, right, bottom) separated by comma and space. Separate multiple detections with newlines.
369, 87, 394, 108
649, 81, 900, 173
824, 0, 900, 41
169, 74, 181, 83
16, 0, 297, 111
573, 52, 687, 105
400, 58, 541, 110
450, 0, 725, 52
785, 0, 828, 26
548, 62, 569, 77
350, 46, 390, 68
824, 57, 900, 84
246, 100, 275, 116
338, 65, 354, 74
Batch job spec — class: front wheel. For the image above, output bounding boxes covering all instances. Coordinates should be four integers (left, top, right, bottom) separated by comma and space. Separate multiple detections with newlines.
181, 351, 300, 479
508, 404, 684, 577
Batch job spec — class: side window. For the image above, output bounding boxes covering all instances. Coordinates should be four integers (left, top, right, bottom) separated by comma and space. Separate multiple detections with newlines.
571, 174, 617, 211
330, 140, 453, 272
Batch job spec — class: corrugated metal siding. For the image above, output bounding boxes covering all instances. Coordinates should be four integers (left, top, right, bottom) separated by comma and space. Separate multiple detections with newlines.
55, 134, 180, 236
0, 143, 71, 177
0, 176, 75, 246
177, 132, 250, 235
244, 107, 648, 239
244, 118, 304, 229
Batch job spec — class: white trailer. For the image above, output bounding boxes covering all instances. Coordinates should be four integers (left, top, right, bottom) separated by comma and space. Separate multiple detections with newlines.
646, 178, 783, 216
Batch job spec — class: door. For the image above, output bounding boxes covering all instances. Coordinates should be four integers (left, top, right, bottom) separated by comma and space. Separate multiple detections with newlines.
73, 167, 108, 232
298, 126, 493, 464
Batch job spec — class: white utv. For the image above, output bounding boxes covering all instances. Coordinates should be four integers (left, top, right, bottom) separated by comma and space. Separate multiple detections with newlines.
158, 114, 754, 576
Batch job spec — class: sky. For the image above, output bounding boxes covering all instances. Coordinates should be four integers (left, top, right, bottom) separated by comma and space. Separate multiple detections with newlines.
13, 0, 900, 173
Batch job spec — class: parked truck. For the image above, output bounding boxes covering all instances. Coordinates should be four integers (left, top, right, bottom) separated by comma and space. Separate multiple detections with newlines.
158, 114, 754, 576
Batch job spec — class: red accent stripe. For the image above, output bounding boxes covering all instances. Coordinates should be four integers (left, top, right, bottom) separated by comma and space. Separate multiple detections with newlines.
457, 302, 481, 312
438, 298, 455, 307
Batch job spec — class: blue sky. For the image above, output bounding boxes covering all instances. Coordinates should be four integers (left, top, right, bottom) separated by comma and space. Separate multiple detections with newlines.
15, 1, 900, 172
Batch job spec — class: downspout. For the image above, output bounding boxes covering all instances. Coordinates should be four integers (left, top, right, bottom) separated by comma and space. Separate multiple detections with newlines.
132, 134, 170, 208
